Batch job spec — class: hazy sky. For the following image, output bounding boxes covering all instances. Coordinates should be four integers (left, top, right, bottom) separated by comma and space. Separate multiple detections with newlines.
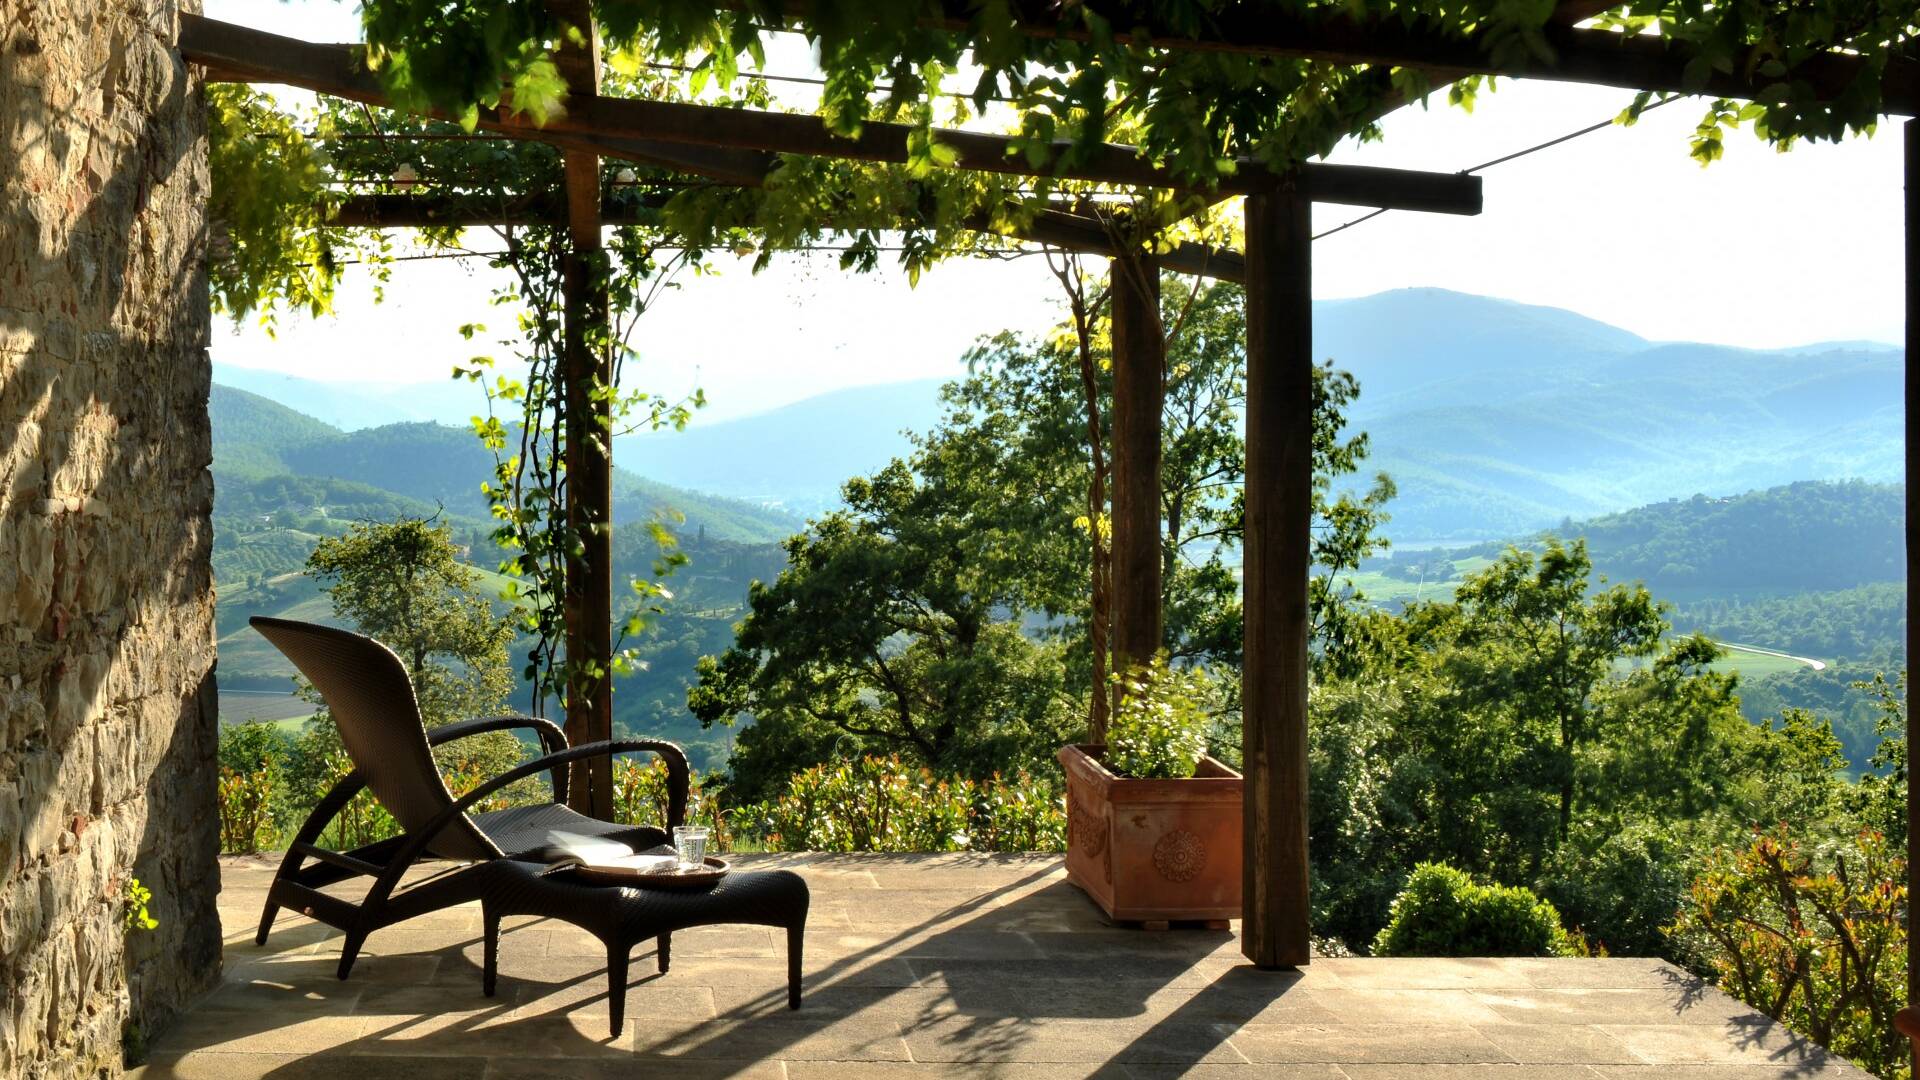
207, 0, 1906, 423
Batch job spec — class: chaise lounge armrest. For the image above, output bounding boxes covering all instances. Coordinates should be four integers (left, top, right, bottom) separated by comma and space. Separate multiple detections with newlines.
369, 738, 693, 900
428, 715, 572, 802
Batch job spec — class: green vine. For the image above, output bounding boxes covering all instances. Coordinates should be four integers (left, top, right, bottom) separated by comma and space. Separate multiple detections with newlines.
122, 877, 157, 933
352, 0, 1917, 180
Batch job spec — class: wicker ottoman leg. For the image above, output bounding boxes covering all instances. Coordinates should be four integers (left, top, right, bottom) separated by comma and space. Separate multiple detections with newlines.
607, 943, 630, 1038
787, 924, 804, 1010
658, 931, 671, 974
482, 906, 501, 997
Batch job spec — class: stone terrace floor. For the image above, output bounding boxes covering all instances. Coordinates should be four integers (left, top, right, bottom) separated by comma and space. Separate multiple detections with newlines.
134, 853, 1868, 1079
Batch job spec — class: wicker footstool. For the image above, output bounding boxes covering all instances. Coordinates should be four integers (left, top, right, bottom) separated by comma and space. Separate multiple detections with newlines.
478, 859, 810, 1036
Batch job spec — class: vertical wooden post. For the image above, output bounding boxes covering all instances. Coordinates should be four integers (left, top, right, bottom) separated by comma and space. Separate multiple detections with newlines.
1241, 188, 1313, 968
1109, 253, 1164, 688
1904, 117, 1917, 1074
556, 2, 614, 818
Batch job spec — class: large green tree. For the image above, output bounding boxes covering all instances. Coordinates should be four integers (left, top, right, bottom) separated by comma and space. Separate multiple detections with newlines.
693, 275, 1393, 797
1305, 540, 1861, 955
1434, 539, 1667, 845
689, 458, 1079, 799
306, 516, 519, 728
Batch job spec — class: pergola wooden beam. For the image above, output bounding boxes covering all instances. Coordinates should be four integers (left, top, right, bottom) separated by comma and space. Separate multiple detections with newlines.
1240, 188, 1315, 969
323, 195, 1248, 281
1902, 118, 1918, 1068
1108, 255, 1164, 695
771, 0, 1920, 116
178, 14, 1484, 215
554, 0, 618, 820
322, 194, 664, 229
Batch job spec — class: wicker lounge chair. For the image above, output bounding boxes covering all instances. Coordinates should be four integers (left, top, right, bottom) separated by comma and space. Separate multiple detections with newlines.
249, 617, 690, 969
246, 616, 810, 1030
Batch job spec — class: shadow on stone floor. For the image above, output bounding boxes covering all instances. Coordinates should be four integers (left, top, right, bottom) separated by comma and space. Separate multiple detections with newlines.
133, 856, 1866, 1079
139, 858, 1274, 1077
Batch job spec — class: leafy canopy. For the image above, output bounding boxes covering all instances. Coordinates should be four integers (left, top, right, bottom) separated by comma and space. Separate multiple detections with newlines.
355, 0, 1917, 181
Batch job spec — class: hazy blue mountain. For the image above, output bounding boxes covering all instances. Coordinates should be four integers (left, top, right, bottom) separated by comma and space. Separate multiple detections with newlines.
1316, 288, 1650, 417
209, 385, 344, 477
221, 288, 1902, 542
207, 387, 804, 544
616, 378, 950, 515
212, 362, 494, 431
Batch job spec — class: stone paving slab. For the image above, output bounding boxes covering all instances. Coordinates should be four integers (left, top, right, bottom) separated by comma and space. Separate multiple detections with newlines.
128, 855, 1872, 1078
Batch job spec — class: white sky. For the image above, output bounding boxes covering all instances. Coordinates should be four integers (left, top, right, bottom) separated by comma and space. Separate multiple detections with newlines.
207, 0, 1906, 423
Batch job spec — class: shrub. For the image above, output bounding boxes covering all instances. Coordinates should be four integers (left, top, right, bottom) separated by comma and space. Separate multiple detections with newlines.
314, 748, 400, 850
217, 722, 292, 853
968, 771, 1068, 852
218, 766, 279, 854
1669, 827, 1906, 1080
733, 756, 1064, 854
611, 757, 733, 851
1107, 656, 1212, 780
1373, 863, 1579, 957
1538, 823, 1691, 957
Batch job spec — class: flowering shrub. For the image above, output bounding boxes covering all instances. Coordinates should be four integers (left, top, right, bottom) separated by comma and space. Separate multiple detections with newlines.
217, 722, 291, 854
316, 749, 401, 850
1106, 656, 1213, 780
1670, 827, 1907, 1080
734, 756, 1065, 853
611, 757, 732, 851
217, 766, 279, 854
968, 771, 1069, 852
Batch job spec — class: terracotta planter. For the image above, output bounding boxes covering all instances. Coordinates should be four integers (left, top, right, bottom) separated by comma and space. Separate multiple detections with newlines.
1057, 743, 1243, 924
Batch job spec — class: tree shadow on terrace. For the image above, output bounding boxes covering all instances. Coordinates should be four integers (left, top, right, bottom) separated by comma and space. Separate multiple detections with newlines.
144, 853, 1304, 1076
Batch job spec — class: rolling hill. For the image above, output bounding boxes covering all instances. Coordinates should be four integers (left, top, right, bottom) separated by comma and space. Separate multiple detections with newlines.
601, 289, 1897, 540
210, 386, 803, 544
208, 386, 800, 768
615, 379, 950, 517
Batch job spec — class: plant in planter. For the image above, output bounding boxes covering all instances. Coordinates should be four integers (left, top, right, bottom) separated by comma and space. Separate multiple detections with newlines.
1059, 656, 1243, 926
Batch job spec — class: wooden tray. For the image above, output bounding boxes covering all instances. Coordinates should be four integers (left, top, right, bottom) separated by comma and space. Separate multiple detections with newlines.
574, 856, 729, 889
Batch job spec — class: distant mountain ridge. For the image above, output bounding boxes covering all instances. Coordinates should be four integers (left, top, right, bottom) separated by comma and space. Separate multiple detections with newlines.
221, 289, 1902, 541
208, 384, 803, 544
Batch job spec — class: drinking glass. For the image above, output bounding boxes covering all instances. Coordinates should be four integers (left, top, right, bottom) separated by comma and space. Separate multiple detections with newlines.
672, 825, 710, 869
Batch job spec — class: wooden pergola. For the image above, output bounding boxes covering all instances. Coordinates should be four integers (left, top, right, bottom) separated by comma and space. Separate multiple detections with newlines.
178, 5, 1919, 990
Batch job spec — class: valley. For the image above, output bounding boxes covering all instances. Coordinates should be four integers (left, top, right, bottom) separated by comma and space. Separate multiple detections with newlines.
210, 288, 1904, 774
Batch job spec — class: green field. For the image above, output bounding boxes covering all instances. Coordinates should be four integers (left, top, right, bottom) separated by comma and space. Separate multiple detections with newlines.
218, 689, 315, 728
1341, 553, 1494, 607
1709, 644, 1823, 679
1350, 553, 1829, 684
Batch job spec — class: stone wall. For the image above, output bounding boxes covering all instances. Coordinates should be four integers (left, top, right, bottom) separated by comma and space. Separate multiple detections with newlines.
0, 1, 221, 1075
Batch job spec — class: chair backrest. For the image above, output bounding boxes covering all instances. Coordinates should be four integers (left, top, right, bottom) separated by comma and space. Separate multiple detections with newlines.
250, 616, 500, 862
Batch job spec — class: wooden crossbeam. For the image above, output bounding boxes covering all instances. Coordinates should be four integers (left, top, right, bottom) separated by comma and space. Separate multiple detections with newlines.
178, 14, 1483, 215
1241, 186, 1316, 970
776, 0, 1919, 116
552, 0, 617, 821
323, 194, 666, 228
323, 194, 1247, 280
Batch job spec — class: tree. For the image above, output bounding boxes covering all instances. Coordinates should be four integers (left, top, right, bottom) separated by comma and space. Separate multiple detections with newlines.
1302, 541, 1843, 954
693, 277, 1393, 797
306, 516, 518, 729
1848, 673, 1910, 850
1428, 539, 1666, 845
689, 459, 1078, 799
